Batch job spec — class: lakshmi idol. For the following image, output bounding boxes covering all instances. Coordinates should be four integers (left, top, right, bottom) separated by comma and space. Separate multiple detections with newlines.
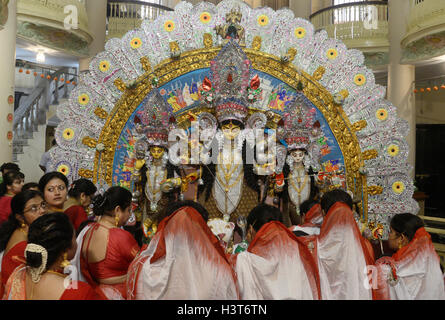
131, 90, 179, 242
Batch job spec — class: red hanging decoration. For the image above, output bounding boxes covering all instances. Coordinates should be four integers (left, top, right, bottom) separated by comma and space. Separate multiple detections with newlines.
250, 74, 260, 90
227, 73, 233, 83
202, 77, 212, 91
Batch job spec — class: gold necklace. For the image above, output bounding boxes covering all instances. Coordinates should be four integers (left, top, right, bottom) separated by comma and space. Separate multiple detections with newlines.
47, 270, 67, 277
289, 169, 309, 208
146, 166, 167, 197
218, 152, 240, 183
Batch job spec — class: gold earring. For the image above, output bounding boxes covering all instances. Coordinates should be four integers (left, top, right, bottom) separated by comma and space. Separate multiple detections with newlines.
398, 241, 402, 250
21, 222, 26, 229
115, 214, 120, 227
60, 253, 70, 269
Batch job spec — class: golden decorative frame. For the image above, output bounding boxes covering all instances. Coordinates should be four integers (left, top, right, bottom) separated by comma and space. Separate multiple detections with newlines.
92, 47, 368, 220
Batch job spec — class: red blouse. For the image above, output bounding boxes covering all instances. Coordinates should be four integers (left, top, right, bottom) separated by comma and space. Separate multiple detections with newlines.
1, 241, 27, 287
81, 223, 139, 281
64, 205, 88, 231
0, 196, 13, 225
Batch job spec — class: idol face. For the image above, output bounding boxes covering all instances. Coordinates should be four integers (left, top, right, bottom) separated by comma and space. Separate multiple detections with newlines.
221, 121, 241, 141
150, 146, 165, 160
290, 149, 305, 165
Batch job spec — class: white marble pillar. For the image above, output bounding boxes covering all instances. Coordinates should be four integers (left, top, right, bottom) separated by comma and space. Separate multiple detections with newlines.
0, 0, 16, 163
79, 0, 108, 72
387, 0, 416, 177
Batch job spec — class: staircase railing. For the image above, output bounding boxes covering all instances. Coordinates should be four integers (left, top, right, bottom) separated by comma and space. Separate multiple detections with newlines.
13, 64, 77, 160
107, 0, 173, 39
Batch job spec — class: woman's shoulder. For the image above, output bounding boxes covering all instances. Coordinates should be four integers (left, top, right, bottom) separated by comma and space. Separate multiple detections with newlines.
110, 227, 137, 240
109, 228, 140, 251
64, 205, 85, 214
4, 233, 27, 256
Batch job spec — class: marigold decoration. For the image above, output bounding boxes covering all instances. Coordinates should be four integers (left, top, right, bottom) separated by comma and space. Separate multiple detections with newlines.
354, 74, 366, 86
327, 48, 338, 60
40, 74, 45, 78
376, 108, 388, 121
413, 89, 418, 94
57, 164, 70, 176
420, 88, 425, 93
66, 80, 71, 84
7, 131, 13, 140
130, 37, 142, 49
7, 113, 13, 122
26, 70, 30, 75
99, 60, 110, 72
54, 77, 58, 82
19, 69, 23, 73
33, 72, 37, 76
63, 128, 75, 141
295, 27, 306, 39
441, 85, 445, 89
392, 181, 405, 195
60, 78, 65, 82
164, 20, 175, 32
433, 86, 439, 91
257, 15, 269, 26
47, 75, 51, 80
426, 87, 431, 92
7, 95, 14, 104
72, 81, 77, 86
200, 12, 211, 24
78, 93, 90, 106
387, 144, 399, 157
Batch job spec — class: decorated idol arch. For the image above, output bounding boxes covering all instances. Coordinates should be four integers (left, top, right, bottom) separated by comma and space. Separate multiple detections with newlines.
48, 0, 418, 241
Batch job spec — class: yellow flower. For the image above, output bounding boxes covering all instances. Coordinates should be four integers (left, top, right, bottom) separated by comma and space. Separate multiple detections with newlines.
57, 164, 70, 176
130, 37, 142, 49
376, 108, 388, 121
354, 74, 366, 86
164, 20, 175, 32
392, 181, 405, 194
200, 12, 211, 24
295, 27, 306, 39
257, 14, 269, 26
387, 144, 399, 157
78, 93, 90, 106
327, 48, 338, 60
63, 128, 75, 141
99, 60, 110, 73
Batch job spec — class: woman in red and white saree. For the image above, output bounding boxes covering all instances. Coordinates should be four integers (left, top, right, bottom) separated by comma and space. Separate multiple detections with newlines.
3, 213, 105, 300
316, 190, 375, 300
290, 201, 323, 236
127, 205, 239, 300
0, 190, 47, 297
235, 204, 320, 299
80, 187, 140, 300
375, 213, 445, 300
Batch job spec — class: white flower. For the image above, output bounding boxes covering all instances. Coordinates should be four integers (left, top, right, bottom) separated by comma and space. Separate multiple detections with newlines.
96, 143, 105, 152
